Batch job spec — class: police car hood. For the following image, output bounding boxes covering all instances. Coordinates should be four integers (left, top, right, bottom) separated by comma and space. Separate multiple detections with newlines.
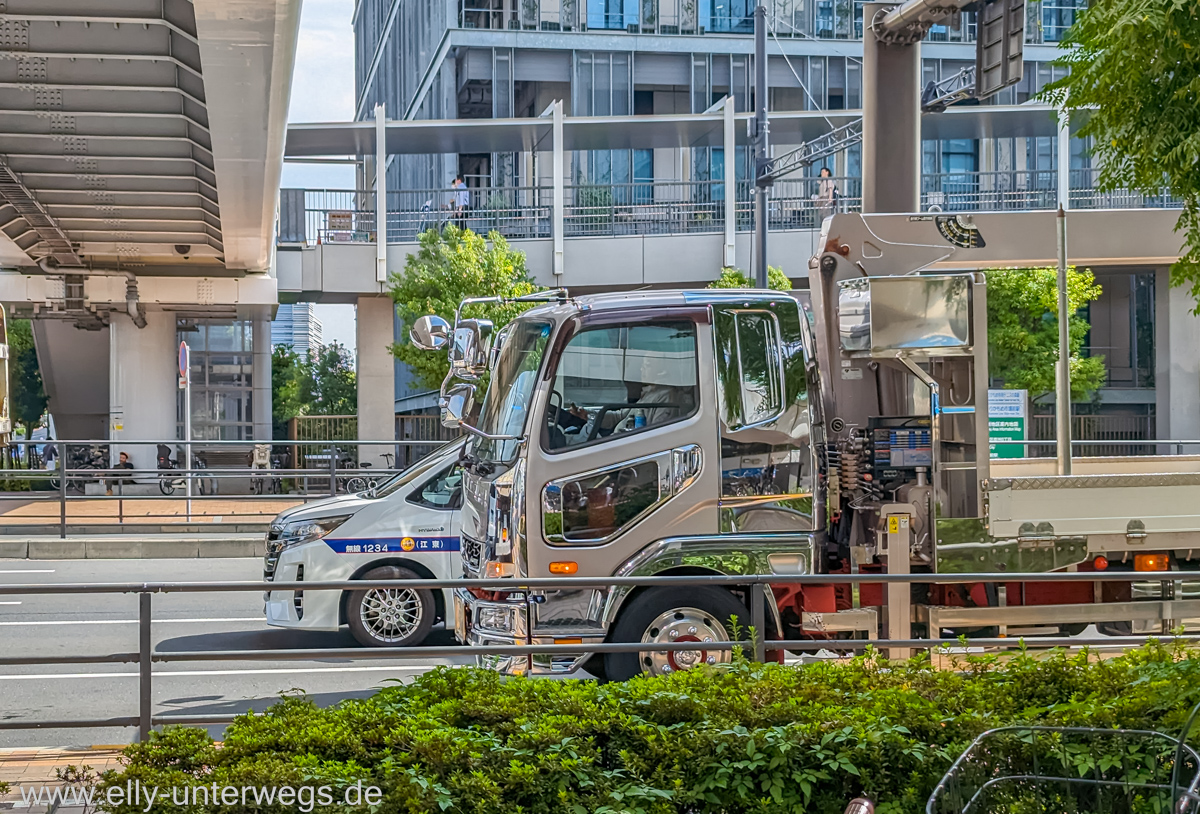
272, 493, 371, 526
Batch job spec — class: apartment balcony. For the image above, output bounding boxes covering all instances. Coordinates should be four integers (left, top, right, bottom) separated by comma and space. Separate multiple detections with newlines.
456, 0, 1082, 43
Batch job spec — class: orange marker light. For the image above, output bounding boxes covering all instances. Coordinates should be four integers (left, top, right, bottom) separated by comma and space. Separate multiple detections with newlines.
549, 561, 578, 575
1093, 556, 1109, 571
1134, 553, 1170, 572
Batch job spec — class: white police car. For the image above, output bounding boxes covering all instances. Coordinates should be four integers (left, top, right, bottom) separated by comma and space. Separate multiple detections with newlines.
264, 439, 464, 647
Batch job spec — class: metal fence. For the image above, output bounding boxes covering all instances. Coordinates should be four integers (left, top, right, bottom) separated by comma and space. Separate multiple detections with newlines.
0, 569, 1194, 740
0, 439, 445, 537
1030, 414, 1158, 457
281, 171, 1175, 247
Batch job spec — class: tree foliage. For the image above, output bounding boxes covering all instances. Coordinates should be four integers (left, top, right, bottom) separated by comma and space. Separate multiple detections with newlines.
388, 226, 540, 392
986, 266, 1106, 401
271, 342, 357, 438
1043, 0, 1200, 305
708, 266, 793, 291
7, 319, 47, 435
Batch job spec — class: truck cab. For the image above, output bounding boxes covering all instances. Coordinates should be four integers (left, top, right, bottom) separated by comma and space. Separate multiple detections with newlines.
418, 290, 827, 679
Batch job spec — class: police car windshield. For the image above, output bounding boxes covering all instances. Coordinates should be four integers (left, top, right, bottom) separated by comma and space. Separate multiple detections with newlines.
367, 439, 463, 499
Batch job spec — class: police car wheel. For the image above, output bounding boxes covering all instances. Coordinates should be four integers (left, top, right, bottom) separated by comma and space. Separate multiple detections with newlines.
347, 566, 435, 647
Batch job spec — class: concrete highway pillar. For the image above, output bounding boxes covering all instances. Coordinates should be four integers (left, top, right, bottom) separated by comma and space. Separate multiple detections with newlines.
862, 2, 921, 214
252, 309, 272, 440
356, 295, 396, 467
1155, 269, 1200, 451
108, 309, 176, 473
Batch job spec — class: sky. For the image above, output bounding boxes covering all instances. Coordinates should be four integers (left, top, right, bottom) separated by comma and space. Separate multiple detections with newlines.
282, 0, 358, 352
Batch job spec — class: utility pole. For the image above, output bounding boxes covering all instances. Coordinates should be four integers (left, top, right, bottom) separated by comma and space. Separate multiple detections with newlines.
753, 0, 770, 289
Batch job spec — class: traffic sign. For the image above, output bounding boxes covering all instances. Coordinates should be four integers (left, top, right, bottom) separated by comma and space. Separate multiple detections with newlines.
178, 341, 190, 387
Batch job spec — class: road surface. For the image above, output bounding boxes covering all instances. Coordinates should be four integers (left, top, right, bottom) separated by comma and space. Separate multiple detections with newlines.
0, 558, 469, 748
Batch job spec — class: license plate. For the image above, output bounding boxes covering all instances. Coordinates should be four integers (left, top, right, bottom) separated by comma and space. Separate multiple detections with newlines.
453, 594, 468, 643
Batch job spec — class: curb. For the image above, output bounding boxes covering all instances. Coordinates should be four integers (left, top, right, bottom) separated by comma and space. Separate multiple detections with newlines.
0, 537, 264, 560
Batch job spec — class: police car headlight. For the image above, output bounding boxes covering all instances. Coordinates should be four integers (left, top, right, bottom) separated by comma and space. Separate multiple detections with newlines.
280, 515, 350, 547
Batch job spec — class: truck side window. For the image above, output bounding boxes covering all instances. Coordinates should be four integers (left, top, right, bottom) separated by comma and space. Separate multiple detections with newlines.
737, 312, 783, 425
545, 462, 661, 544
407, 466, 462, 510
543, 320, 699, 452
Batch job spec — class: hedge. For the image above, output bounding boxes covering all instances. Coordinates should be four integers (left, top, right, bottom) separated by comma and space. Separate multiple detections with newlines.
93, 643, 1200, 814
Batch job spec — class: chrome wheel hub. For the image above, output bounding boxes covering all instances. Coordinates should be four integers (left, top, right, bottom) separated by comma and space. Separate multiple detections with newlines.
360, 586, 422, 643
639, 607, 731, 676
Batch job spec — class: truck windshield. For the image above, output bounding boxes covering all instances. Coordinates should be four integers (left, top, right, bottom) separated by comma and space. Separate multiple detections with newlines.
472, 319, 552, 464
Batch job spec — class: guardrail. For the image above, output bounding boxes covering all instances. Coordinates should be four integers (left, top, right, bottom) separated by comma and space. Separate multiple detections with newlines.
0, 570, 1196, 741
0, 439, 451, 537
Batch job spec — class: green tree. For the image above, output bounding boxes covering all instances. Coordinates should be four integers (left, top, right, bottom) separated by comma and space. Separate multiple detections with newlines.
986, 266, 1106, 401
304, 342, 357, 415
271, 345, 306, 439
388, 226, 541, 391
270, 342, 357, 439
708, 266, 793, 291
1043, 1, 1200, 304
8, 319, 47, 436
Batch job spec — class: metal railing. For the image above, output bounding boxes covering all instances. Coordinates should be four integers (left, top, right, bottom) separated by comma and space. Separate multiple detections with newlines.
455, 0, 1079, 42
0, 569, 1195, 740
0, 439, 447, 537
282, 172, 1178, 247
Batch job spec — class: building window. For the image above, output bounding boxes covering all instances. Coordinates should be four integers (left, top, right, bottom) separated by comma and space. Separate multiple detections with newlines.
177, 320, 256, 441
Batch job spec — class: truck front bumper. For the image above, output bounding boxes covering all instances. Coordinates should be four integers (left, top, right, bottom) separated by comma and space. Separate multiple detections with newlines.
453, 588, 600, 676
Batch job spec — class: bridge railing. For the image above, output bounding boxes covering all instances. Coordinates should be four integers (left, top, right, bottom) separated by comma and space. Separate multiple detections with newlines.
280, 172, 1175, 246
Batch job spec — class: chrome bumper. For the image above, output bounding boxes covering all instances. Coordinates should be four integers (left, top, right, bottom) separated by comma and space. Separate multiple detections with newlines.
452, 588, 599, 676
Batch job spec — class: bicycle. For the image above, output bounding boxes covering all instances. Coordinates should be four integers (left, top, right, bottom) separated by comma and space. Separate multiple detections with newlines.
342, 453, 395, 493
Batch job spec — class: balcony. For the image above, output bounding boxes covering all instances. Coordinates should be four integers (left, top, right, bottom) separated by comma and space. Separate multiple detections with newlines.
456, 0, 1083, 43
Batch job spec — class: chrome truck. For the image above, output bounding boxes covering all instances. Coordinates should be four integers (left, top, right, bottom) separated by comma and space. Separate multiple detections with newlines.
410, 213, 1200, 679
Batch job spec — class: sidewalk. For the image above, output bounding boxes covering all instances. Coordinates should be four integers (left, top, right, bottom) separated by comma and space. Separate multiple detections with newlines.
0, 747, 125, 814
0, 533, 267, 560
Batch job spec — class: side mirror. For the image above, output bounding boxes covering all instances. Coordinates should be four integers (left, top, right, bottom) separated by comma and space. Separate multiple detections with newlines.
450, 318, 493, 381
410, 315, 451, 351
440, 383, 476, 429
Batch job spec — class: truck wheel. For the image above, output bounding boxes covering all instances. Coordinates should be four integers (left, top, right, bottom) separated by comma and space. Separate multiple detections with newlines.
604, 586, 747, 681
346, 566, 435, 647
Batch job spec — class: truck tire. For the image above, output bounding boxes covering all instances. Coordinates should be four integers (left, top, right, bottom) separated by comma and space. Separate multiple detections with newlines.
346, 566, 435, 648
604, 586, 748, 681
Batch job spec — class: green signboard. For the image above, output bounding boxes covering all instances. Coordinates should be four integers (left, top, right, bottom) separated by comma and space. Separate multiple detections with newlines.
988, 389, 1027, 459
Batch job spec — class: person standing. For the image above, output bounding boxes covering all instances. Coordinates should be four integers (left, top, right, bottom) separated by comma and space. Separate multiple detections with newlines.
450, 176, 469, 230
815, 166, 839, 222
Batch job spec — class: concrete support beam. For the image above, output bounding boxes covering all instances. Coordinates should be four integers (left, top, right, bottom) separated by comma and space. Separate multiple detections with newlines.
552, 100, 564, 277
252, 308, 272, 440
862, 2, 920, 213
109, 309, 176, 471
1156, 268, 1200, 449
723, 96, 737, 268
357, 295, 396, 466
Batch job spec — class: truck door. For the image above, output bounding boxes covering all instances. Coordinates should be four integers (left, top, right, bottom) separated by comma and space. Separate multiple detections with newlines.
527, 307, 720, 584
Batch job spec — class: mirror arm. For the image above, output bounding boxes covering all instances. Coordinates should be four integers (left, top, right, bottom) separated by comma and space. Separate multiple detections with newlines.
457, 422, 526, 443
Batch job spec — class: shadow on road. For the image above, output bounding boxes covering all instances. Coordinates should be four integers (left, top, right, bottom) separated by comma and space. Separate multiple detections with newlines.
155, 625, 459, 655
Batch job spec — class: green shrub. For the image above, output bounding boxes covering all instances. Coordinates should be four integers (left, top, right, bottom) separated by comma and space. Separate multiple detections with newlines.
96, 643, 1200, 814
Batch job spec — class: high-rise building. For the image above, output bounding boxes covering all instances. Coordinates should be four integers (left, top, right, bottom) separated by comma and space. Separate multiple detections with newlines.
271, 303, 324, 359
353, 0, 1088, 199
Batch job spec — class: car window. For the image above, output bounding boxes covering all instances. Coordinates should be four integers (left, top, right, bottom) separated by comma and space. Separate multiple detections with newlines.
407, 465, 463, 510
543, 319, 699, 452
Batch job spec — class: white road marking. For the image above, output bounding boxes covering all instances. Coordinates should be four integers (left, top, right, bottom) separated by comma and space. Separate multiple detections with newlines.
0, 601, 20, 605
0, 569, 55, 574
0, 665, 441, 681
0, 617, 262, 626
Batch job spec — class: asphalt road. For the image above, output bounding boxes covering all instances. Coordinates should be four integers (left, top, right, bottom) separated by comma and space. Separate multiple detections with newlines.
0, 558, 471, 748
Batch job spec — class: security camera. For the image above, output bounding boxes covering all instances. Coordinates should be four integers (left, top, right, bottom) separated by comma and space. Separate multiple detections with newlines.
174, 244, 192, 255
